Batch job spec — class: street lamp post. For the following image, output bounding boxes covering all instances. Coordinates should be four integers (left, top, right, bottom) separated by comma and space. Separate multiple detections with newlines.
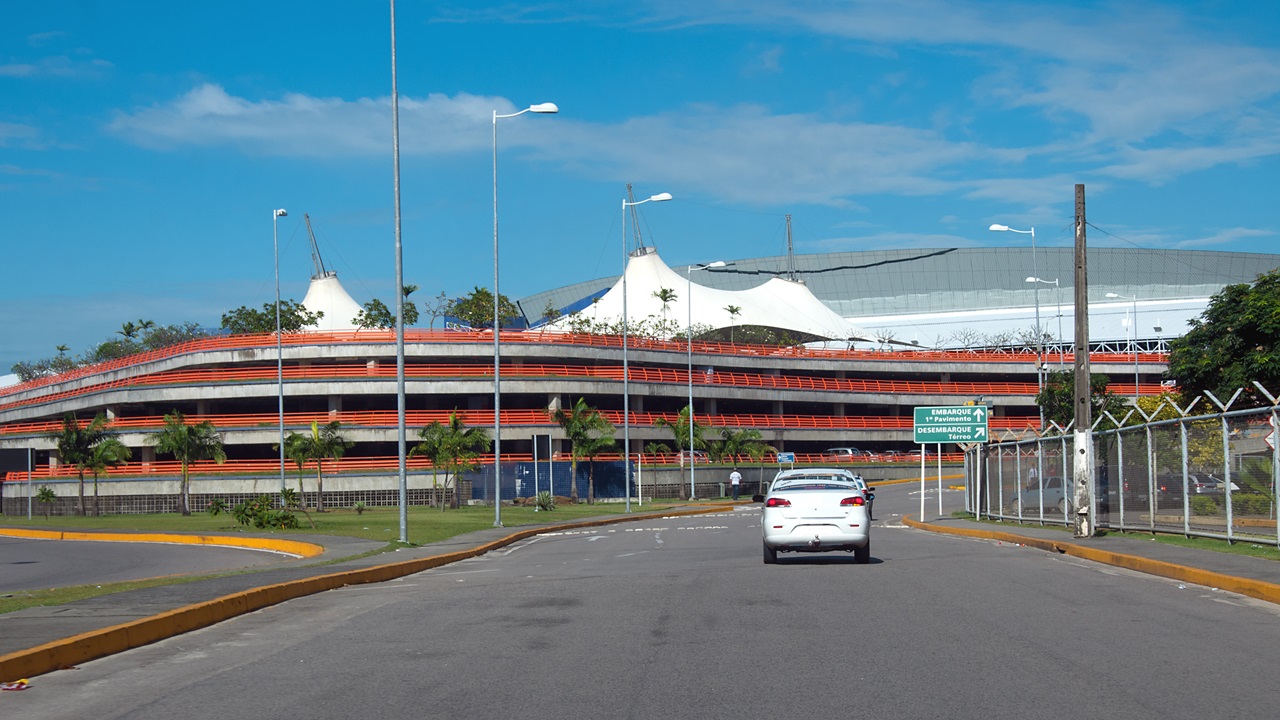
492, 101, 557, 528
273, 208, 288, 500
990, 224, 1040, 388
1027, 277, 1062, 370
687, 260, 725, 500
1106, 292, 1140, 402
621, 192, 672, 512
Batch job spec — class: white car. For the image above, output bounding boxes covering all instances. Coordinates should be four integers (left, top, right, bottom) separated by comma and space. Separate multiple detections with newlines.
762, 468, 871, 564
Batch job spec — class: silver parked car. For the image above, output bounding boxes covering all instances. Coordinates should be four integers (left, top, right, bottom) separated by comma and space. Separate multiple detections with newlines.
762, 469, 871, 564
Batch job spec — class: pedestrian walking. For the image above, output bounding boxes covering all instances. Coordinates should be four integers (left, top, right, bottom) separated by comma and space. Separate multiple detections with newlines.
729, 468, 742, 500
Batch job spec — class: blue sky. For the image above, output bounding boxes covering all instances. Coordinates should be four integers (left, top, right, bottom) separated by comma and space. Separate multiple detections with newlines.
3, 0, 1279, 371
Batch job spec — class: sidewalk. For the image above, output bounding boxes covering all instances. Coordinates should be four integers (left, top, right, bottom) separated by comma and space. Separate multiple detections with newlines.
908, 514, 1280, 603
4, 506, 1280, 682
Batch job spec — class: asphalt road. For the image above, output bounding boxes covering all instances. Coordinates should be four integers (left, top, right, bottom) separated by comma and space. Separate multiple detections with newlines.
0, 535, 294, 594
8, 482, 1280, 720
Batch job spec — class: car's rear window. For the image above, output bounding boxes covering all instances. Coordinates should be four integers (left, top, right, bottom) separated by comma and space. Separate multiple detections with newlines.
774, 478, 856, 491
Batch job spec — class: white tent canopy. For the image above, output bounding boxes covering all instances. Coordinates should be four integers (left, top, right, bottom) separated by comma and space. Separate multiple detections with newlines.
301, 273, 363, 332
549, 250, 863, 340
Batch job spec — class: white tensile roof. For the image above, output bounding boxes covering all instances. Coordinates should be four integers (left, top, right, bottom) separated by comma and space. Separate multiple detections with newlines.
550, 250, 862, 340
301, 273, 363, 332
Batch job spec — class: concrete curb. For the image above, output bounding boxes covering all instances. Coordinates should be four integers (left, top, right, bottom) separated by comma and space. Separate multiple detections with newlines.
902, 515, 1280, 606
0, 528, 324, 558
0, 505, 732, 681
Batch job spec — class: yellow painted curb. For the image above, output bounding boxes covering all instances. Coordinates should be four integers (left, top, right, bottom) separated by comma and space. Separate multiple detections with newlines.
0, 528, 323, 558
902, 515, 1280, 607
0, 505, 731, 681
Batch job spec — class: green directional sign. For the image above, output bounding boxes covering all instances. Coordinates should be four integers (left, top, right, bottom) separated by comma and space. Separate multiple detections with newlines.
913, 405, 989, 443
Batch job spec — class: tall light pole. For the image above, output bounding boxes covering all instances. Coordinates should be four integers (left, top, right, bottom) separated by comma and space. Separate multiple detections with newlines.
990, 224, 1040, 389
389, 0, 408, 543
1027, 277, 1062, 370
621, 191, 672, 512
273, 208, 288, 500
1106, 292, 1140, 402
492, 102, 557, 528
687, 260, 725, 500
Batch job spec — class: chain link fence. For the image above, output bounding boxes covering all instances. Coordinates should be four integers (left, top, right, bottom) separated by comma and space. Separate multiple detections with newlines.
968, 386, 1280, 545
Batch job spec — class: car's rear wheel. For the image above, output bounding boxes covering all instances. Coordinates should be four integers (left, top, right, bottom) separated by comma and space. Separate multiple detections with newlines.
854, 541, 870, 564
1057, 498, 1068, 515
763, 541, 778, 564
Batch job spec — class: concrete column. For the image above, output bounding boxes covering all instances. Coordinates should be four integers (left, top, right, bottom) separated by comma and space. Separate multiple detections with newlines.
328, 395, 343, 416
705, 398, 717, 415
105, 406, 118, 421
196, 399, 210, 416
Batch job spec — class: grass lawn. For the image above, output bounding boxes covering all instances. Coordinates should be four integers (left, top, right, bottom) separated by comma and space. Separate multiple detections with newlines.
0, 502, 682, 615
2, 502, 680, 546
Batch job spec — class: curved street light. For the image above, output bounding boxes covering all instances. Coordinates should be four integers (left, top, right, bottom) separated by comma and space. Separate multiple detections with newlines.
687, 260, 726, 500
1027, 276, 1063, 370
492, 101, 558, 527
990, 224, 1042, 390
621, 191, 672, 512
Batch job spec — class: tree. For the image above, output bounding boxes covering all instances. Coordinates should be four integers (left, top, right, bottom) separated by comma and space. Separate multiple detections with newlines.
51, 412, 108, 516
353, 285, 421, 329
147, 411, 226, 515
1036, 370, 1129, 432
447, 286, 521, 330
552, 398, 616, 504
410, 412, 490, 510
541, 301, 561, 325
724, 305, 742, 343
1167, 268, 1280, 408
36, 486, 57, 519
118, 321, 139, 340
711, 427, 773, 496
653, 406, 706, 497
281, 420, 352, 512
85, 437, 131, 517
653, 288, 677, 321
422, 290, 452, 330
221, 300, 324, 334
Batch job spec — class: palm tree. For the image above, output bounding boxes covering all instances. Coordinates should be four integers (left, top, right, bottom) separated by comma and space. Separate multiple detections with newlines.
36, 486, 57, 519
653, 288, 677, 322
281, 420, 352, 512
653, 406, 706, 496
51, 412, 108, 516
147, 411, 226, 516
410, 412, 490, 510
724, 305, 742, 343
85, 437, 131, 516
118, 321, 139, 339
552, 398, 615, 504
716, 427, 773, 496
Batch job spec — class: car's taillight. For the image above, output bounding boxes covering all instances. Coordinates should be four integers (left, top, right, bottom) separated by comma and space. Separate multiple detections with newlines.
840, 496, 866, 507
766, 497, 791, 508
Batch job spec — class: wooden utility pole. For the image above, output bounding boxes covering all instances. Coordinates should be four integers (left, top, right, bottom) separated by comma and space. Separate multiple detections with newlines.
1072, 184, 1093, 538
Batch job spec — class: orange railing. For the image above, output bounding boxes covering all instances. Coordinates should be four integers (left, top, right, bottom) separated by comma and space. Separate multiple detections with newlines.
0, 409, 1039, 438
1, 329, 1168, 398
3, 449, 966, 483
1, 356, 1174, 414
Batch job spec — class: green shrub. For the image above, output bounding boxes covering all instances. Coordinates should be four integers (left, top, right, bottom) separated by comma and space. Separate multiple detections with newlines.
206, 498, 229, 517
354, 501, 367, 515
535, 491, 556, 511
232, 494, 299, 529
1231, 493, 1275, 517
1189, 495, 1218, 516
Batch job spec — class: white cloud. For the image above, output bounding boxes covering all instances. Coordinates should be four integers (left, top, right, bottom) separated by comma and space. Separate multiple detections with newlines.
0, 55, 112, 78
1174, 227, 1275, 249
